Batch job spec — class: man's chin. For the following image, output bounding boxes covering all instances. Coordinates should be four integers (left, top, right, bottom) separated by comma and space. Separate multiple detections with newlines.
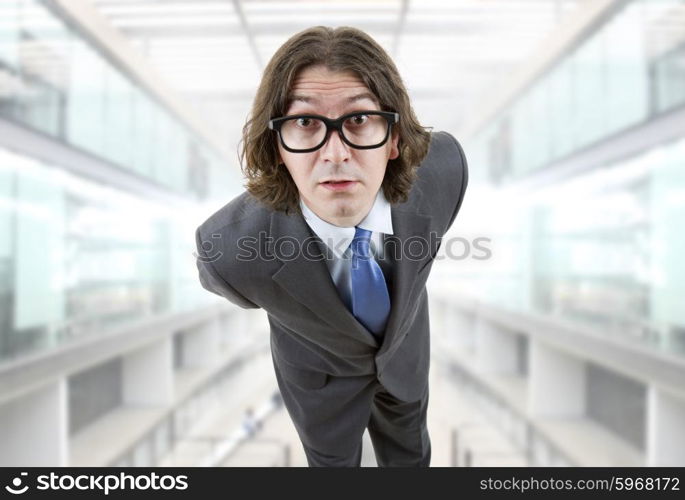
330, 202, 369, 225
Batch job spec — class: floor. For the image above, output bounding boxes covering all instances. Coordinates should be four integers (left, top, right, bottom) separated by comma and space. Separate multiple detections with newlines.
160, 345, 528, 467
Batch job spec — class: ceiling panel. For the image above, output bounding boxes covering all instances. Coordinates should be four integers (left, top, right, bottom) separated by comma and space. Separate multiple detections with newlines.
89, 0, 584, 137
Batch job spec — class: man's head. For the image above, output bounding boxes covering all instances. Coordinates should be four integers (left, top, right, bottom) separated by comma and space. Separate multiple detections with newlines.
241, 26, 431, 224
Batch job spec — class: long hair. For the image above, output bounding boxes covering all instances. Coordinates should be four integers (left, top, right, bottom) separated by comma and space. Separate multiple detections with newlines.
240, 26, 432, 214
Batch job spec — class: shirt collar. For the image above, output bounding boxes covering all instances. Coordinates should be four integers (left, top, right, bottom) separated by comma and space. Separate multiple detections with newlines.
300, 189, 394, 259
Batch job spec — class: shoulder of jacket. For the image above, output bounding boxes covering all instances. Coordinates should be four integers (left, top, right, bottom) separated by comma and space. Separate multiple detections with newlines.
426, 131, 461, 164
412, 131, 460, 186
197, 191, 271, 238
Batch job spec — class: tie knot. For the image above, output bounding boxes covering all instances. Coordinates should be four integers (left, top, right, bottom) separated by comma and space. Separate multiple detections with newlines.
350, 226, 372, 258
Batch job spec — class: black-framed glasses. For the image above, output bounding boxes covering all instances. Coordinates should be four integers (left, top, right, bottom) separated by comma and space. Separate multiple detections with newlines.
268, 110, 399, 153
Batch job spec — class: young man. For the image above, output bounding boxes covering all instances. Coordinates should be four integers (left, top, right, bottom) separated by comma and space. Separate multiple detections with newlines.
195, 26, 468, 467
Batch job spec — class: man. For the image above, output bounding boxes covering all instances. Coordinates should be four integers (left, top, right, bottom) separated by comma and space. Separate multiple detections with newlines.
195, 26, 468, 467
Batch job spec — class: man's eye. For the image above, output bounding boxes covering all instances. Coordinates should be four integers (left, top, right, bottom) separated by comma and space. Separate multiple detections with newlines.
349, 114, 368, 126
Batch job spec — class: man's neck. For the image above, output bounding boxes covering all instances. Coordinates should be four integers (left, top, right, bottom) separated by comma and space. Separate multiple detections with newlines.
302, 197, 376, 228
319, 213, 364, 228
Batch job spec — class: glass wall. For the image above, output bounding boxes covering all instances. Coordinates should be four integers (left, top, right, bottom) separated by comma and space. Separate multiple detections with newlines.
452, 0, 685, 358
0, 0, 232, 199
0, 147, 218, 360
0, 0, 241, 361
478, 0, 685, 184
448, 136, 685, 357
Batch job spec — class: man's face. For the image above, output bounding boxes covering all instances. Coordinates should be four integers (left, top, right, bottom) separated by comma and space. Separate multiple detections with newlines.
277, 65, 399, 227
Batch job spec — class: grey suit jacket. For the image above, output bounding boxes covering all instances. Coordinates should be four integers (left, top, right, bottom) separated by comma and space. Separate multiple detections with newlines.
195, 131, 468, 403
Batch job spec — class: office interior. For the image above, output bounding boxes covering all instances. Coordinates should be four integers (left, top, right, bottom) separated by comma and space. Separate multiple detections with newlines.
0, 0, 684, 466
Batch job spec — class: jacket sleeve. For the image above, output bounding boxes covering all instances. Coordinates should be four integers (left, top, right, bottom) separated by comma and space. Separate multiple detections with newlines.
444, 132, 469, 233
195, 227, 260, 309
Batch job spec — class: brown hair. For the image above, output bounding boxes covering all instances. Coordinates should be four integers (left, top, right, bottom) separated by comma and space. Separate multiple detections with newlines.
240, 26, 432, 214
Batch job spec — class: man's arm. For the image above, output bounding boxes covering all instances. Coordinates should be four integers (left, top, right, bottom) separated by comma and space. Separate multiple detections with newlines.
195, 227, 260, 309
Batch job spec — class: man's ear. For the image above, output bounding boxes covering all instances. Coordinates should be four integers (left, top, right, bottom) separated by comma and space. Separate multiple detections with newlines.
388, 130, 400, 160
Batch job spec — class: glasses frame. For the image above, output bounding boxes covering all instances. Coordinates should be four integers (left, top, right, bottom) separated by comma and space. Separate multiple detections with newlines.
268, 110, 399, 153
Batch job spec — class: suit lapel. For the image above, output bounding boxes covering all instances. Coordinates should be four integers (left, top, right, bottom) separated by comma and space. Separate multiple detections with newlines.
269, 189, 433, 353
377, 206, 432, 357
269, 209, 380, 347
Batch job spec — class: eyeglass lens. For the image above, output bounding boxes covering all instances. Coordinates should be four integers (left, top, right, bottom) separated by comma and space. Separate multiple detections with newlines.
280, 114, 388, 150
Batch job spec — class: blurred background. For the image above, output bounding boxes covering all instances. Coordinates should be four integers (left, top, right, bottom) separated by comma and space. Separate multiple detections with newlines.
0, 0, 684, 467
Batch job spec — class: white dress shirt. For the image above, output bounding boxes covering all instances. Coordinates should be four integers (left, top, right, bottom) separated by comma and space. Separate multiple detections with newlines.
299, 189, 394, 311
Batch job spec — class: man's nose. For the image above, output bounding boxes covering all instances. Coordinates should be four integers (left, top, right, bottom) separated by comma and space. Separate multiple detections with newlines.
320, 129, 350, 163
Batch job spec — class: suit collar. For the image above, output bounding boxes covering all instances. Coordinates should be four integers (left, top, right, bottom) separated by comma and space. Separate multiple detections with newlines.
299, 189, 394, 260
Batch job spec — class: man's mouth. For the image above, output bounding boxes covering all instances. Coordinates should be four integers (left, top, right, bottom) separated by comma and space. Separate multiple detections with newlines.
320, 180, 358, 191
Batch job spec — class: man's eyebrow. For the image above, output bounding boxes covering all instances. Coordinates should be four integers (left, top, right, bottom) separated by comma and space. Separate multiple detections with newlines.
288, 93, 379, 106
289, 94, 315, 104
345, 93, 379, 104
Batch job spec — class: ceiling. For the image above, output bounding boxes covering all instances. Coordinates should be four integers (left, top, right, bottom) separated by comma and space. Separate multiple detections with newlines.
88, 0, 585, 155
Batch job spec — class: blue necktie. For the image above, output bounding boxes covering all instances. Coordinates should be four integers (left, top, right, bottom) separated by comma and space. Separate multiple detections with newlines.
349, 226, 391, 337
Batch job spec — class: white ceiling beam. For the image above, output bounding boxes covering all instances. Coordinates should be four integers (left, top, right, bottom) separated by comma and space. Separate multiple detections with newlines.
117, 20, 487, 38
232, 0, 262, 70
391, 0, 408, 57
